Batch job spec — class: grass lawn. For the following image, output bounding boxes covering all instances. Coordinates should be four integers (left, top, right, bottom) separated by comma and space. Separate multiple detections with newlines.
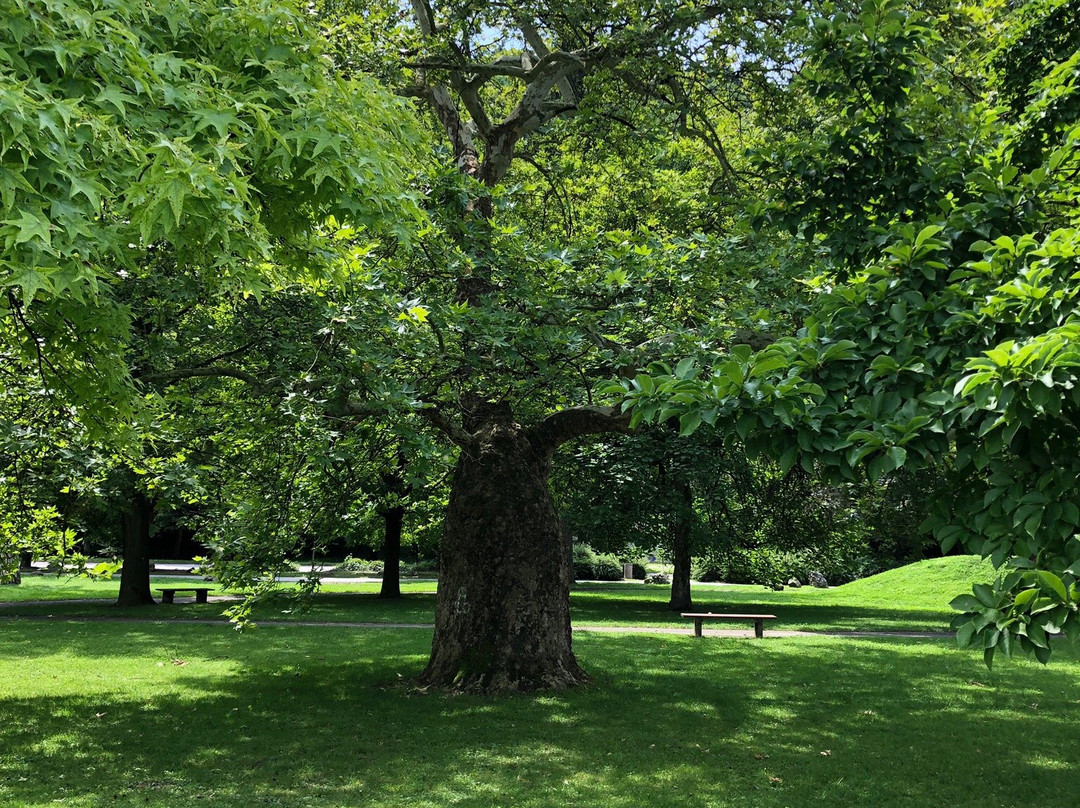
0, 576, 229, 604
1, 619, 1078, 808
0, 556, 994, 633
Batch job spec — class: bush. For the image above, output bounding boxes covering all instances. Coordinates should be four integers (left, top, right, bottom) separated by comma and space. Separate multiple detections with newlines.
691, 558, 726, 582
400, 560, 439, 577
572, 544, 624, 581
592, 553, 624, 581
339, 556, 384, 575
691, 540, 876, 588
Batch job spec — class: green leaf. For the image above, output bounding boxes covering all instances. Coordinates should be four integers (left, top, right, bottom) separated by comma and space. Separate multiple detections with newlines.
914, 224, 943, 248
956, 620, 976, 647
972, 583, 996, 608
5, 268, 52, 304
678, 411, 702, 436
885, 445, 907, 469
1035, 571, 1068, 602
3, 210, 54, 247
778, 445, 797, 475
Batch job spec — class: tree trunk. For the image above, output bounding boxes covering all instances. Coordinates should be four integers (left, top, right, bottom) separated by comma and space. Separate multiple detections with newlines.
116, 490, 156, 607
379, 505, 404, 599
419, 414, 587, 693
668, 481, 694, 612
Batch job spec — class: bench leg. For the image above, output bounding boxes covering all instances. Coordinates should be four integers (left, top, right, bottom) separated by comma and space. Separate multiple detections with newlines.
162, 591, 174, 604
694, 618, 703, 638
196, 590, 209, 604
754, 619, 763, 639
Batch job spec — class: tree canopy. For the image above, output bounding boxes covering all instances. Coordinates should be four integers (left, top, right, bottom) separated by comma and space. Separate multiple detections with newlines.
613, 0, 1080, 664
1, 0, 420, 428
3, 0, 1079, 684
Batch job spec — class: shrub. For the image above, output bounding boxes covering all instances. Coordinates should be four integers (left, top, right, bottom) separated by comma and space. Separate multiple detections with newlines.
592, 553, 624, 581
400, 560, 439, 577
692, 540, 875, 588
339, 556, 384, 575
572, 544, 600, 580
572, 544, 624, 581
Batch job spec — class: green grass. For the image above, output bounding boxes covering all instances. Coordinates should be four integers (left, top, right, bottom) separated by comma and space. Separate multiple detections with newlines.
0, 575, 228, 603
0, 556, 996, 633
1, 619, 1078, 808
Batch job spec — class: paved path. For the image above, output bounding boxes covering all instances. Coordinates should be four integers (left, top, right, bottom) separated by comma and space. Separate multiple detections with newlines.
0, 603, 953, 640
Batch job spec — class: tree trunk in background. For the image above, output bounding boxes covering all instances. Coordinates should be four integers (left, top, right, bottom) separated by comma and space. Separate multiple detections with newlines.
116, 490, 155, 607
419, 414, 587, 693
379, 505, 404, 599
668, 481, 694, 612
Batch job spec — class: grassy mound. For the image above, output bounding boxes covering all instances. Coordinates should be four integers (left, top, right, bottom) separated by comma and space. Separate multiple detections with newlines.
829, 555, 996, 609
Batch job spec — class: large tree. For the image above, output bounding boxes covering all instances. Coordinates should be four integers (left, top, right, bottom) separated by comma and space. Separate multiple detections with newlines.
277, 0, 805, 692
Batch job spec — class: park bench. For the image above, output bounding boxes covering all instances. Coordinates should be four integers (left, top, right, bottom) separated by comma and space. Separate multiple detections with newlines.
156, 587, 213, 604
681, 612, 777, 638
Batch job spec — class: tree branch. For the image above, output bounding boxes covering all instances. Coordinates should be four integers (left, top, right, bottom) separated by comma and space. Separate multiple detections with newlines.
527, 404, 633, 455
517, 17, 578, 103
419, 406, 475, 449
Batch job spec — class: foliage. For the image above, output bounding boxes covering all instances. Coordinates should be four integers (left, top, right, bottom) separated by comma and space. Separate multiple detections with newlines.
339, 556, 385, 575
693, 543, 878, 589
607, 0, 1080, 663
572, 544, 624, 581
0, 0, 419, 431
750, 0, 987, 274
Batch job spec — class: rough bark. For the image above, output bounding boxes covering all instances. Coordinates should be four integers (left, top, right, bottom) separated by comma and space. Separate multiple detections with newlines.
668, 481, 694, 612
116, 490, 156, 607
379, 505, 404, 600
419, 409, 588, 693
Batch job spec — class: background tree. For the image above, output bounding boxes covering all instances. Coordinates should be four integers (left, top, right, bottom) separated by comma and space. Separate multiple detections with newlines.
615, 0, 1080, 664
0, 0, 420, 591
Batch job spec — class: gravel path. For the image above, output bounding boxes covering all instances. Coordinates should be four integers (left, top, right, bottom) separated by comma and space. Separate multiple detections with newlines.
0, 603, 953, 640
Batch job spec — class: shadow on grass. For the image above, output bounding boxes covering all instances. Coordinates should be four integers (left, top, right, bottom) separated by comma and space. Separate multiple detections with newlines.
0, 591, 440, 624
570, 589, 954, 632
1, 623, 1079, 808
3, 585, 951, 633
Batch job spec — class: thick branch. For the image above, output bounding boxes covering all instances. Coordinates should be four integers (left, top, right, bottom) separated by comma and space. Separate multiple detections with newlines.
517, 17, 577, 103
527, 405, 633, 455
420, 406, 475, 449
407, 0, 479, 176
405, 60, 530, 79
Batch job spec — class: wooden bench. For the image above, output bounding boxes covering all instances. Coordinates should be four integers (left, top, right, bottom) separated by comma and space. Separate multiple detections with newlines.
156, 587, 212, 604
681, 612, 777, 638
